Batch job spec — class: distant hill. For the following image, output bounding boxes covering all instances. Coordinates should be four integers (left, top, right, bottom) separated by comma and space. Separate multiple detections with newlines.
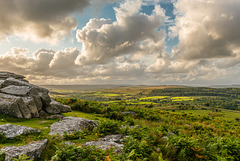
209, 85, 240, 88
40, 84, 130, 91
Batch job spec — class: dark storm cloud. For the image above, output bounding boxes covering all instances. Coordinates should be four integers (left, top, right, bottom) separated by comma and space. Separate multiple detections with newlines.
0, 0, 90, 43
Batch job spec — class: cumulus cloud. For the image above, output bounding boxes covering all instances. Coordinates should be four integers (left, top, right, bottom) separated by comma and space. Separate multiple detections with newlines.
1, 0, 240, 85
0, 0, 90, 43
0, 47, 148, 84
76, 0, 166, 65
170, 0, 240, 60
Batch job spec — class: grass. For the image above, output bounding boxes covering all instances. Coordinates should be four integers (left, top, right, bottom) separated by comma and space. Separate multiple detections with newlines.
0, 114, 58, 129
175, 109, 240, 121
0, 111, 110, 148
62, 111, 110, 122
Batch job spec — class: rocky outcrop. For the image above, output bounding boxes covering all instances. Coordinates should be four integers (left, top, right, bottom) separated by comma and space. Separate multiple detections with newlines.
49, 117, 98, 135
0, 72, 72, 119
1, 139, 48, 161
85, 134, 125, 153
0, 124, 40, 139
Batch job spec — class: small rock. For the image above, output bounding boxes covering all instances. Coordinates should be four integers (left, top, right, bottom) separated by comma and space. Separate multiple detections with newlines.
85, 141, 123, 153
0, 124, 40, 139
99, 134, 124, 143
1, 139, 48, 161
167, 131, 175, 136
162, 136, 168, 141
85, 134, 125, 153
49, 117, 98, 135
62, 141, 75, 146
120, 125, 140, 129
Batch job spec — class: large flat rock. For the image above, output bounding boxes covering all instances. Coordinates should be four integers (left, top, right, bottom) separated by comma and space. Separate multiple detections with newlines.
1, 139, 48, 161
0, 124, 40, 139
85, 134, 124, 153
49, 117, 98, 135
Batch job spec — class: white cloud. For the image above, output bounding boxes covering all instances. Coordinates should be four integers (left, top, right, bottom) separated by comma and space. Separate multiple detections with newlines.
171, 0, 240, 60
76, 0, 166, 65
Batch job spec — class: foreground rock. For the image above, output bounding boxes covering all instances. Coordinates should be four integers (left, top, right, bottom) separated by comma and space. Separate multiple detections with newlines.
49, 117, 98, 135
0, 72, 71, 118
46, 99, 72, 114
0, 124, 40, 139
85, 134, 125, 153
1, 139, 48, 161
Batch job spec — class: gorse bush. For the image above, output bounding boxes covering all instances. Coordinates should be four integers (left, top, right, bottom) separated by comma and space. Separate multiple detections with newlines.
51, 144, 105, 161
122, 136, 154, 160
51, 144, 121, 161
94, 120, 121, 136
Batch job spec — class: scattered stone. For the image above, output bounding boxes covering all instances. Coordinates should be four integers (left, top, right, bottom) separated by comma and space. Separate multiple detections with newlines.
85, 141, 123, 153
120, 125, 140, 129
99, 134, 124, 143
85, 134, 125, 153
1, 139, 48, 161
162, 136, 168, 141
62, 141, 75, 146
0, 124, 40, 139
45, 99, 71, 114
167, 131, 175, 136
49, 117, 98, 135
162, 132, 176, 141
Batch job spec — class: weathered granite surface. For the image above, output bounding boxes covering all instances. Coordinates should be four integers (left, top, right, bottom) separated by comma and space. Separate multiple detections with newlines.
49, 117, 98, 135
85, 134, 125, 153
99, 134, 124, 143
1, 139, 48, 161
0, 124, 40, 139
46, 99, 72, 114
0, 72, 71, 119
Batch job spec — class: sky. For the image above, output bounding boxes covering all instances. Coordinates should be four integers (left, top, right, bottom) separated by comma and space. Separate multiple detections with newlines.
0, 0, 240, 85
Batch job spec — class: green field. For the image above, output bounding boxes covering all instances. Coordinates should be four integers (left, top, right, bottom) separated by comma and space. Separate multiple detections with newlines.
139, 96, 169, 100
171, 97, 194, 101
175, 109, 240, 121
